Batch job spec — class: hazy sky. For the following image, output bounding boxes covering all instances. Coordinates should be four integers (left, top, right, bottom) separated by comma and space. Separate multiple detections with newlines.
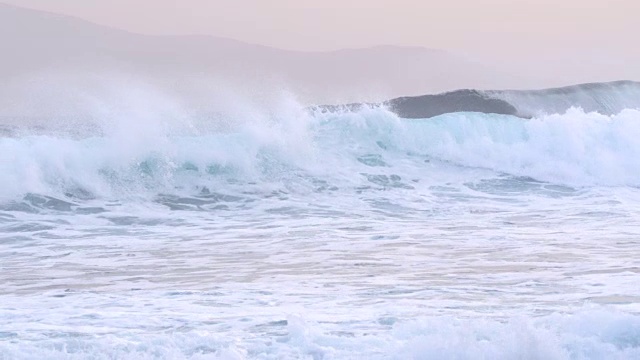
3, 0, 638, 53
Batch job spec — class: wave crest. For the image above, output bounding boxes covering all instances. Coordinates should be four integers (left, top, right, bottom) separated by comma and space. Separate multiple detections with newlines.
2, 105, 640, 203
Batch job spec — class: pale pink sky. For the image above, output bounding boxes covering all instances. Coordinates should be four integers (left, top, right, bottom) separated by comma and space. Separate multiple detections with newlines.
3, 0, 637, 53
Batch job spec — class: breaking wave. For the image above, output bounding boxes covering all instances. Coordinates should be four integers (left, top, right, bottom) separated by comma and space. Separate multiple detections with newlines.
2, 104, 640, 205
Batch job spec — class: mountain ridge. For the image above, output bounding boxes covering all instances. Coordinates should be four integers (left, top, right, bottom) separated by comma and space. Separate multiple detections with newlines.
0, 2, 514, 105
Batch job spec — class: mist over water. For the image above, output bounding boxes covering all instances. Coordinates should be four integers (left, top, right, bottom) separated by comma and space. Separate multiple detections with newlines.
2, 80, 640, 359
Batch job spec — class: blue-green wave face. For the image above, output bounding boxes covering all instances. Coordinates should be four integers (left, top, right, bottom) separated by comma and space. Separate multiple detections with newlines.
2, 105, 640, 204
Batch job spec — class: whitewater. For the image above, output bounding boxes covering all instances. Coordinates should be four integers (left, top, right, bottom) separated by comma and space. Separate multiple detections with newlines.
2, 86, 640, 359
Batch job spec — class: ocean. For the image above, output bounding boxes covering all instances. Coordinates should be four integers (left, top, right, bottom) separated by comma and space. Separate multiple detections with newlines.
1, 84, 640, 359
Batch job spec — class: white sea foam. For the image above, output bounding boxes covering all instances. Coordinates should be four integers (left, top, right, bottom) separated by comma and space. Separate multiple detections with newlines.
2, 106, 640, 202
2, 92, 640, 359
1, 299, 639, 359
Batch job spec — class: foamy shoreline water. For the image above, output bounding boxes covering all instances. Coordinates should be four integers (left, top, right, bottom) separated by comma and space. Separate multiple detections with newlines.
2, 105, 640, 359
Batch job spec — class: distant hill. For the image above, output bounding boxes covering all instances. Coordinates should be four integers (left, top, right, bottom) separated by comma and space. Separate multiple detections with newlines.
0, 2, 519, 109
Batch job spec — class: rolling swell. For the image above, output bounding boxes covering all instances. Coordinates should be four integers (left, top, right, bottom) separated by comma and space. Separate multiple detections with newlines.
317, 80, 640, 119
487, 80, 640, 118
386, 90, 519, 118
